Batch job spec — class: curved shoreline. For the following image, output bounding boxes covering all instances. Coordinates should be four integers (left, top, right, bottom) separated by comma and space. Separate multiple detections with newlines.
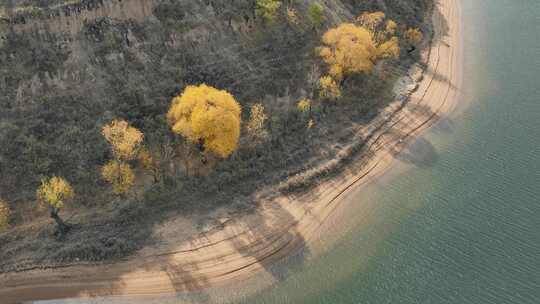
0, 0, 462, 302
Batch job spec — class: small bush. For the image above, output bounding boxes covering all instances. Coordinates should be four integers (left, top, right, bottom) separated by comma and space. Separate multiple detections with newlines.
307, 3, 325, 27
256, 0, 282, 23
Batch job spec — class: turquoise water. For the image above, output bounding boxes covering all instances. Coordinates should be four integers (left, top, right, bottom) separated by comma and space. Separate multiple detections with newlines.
236, 0, 540, 303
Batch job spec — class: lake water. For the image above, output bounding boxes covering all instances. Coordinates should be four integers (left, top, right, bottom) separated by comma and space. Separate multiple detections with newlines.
234, 0, 540, 303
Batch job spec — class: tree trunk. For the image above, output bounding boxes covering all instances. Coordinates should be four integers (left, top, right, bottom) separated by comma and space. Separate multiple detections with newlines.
196, 140, 207, 165
50, 208, 70, 235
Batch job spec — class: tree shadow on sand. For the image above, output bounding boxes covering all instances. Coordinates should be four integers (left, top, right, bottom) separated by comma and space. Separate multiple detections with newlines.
391, 135, 439, 168
424, 66, 457, 90
163, 260, 211, 303
227, 201, 310, 283
408, 103, 454, 134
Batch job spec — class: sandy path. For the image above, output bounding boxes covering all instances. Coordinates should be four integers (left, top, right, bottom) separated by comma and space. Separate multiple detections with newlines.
0, 0, 462, 302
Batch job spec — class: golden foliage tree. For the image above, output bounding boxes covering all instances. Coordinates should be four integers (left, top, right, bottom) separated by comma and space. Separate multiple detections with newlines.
102, 119, 144, 161
101, 119, 143, 195
246, 103, 268, 144
0, 199, 11, 231
318, 20, 400, 82
319, 76, 341, 99
318, 23, 378, 81
101, 161, 135, 195
36, 176, 75, 234
167, 84, 242, 158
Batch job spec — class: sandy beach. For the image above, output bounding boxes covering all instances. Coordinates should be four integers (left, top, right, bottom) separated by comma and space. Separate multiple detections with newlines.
0, 0, 462, 302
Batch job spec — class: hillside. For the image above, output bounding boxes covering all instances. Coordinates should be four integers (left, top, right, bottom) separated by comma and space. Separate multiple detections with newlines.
0, 0, 431, 271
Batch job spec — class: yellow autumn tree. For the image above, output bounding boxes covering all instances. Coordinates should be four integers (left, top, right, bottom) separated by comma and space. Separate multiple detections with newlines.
319, 76, 341, 99
246, 103, 268, 144
36, 176, 75, 234
101, 161, 135, 195
167, 84, 242, 158
101, 119, 143, 195
319, 23, 377, 81
318, 22, 400, 82
0, 199, 11, 231
102, 119, 144, 161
